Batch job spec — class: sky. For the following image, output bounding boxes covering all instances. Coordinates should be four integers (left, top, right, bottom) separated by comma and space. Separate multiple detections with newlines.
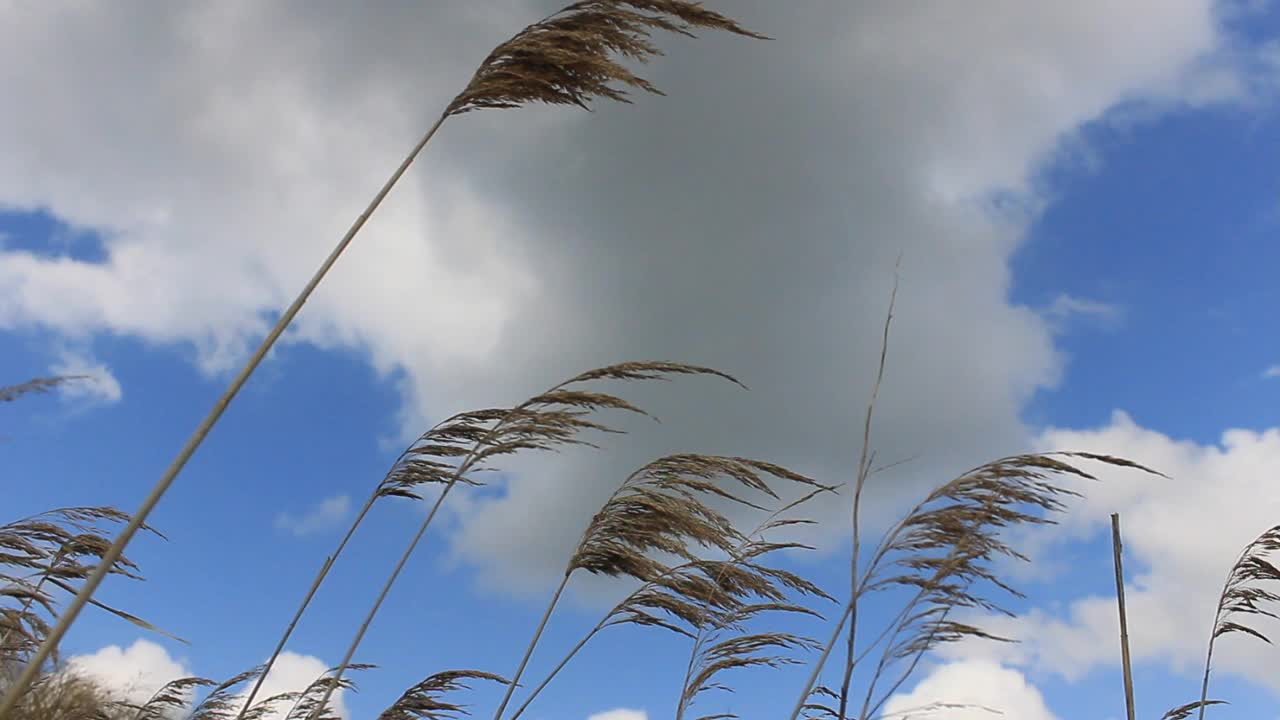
3, 0, 1280, 718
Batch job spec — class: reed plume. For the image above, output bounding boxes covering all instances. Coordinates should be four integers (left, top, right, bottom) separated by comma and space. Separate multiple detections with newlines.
114, 676, 220, 720
0, 507, 173, 672
1164, 524, 1280, 720
378, 670, 508, 720
0, 669, 116, 720
790, 452, 1161, 720
505, 487, 834, 719
110, 663, 372, 720
301, 363, 743, 718
4, 3, 768, 710
493, 452, 825, 720
0, 376, 84, 404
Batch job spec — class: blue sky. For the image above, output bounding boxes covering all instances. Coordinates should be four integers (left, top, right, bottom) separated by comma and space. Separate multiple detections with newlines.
4, 2, 1280, 719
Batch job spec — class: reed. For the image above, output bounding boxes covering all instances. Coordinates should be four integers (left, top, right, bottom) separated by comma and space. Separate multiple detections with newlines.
0, 3, 768, 710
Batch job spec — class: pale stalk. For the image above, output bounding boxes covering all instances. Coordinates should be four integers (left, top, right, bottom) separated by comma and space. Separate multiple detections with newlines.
789, 603, 853, 720
308, 373, 586, 718
491, 576, 571, 720
306, 478, 454, 719
861, 607, 951, 720
1, 112, 449, 717
234, 496, 376, 717
508, 623, 603, 720
492, 463, 651, 720
1197, 542, 1248, 720
1112, 513, 1136, 720
237, 408, 469, 717
836, 269, 896, 719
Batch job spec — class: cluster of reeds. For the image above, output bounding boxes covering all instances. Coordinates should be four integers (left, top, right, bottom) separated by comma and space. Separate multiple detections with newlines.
14, 349, 1276, 720
3, 2, 1280, 719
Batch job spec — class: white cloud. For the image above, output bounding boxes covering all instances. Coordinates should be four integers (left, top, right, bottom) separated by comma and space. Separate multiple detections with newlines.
0, 1, 1272, 595
882, 659, 1057, 720
1043, 294, 1124, 332
1262, 364, 1280, 379
49, 349, 123, 405
587, 709, 647, 720
65, 643, 345, 719
934, 411, 1280, 693
274, 494, 351, 537
230, 651, 350, 720
67, 638, 189, 708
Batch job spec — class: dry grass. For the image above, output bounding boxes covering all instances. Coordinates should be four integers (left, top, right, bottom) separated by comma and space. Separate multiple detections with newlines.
493, 453, 829, 719
791, 452, 1164, 720
0, 507, 172, 669
0, 667, 117, 720
445, 0, 767, 117
378, 671, 508, 720
1173, 524, 1280, 720
4, 3, 1280, 720
4, 2, 769, 709
6, 356, 1278, 720
0, 377, 85, 404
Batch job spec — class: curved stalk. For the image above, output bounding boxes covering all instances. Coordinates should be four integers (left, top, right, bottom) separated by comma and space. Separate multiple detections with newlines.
234, 496, 376, 716
507, 623, 604, 720
836, 270, 896, 718
306, 476, 454, 718
491, 576, 571, 720
0, 113, 448, 718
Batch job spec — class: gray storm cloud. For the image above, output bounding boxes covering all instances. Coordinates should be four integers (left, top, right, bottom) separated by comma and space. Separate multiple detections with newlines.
0, 0, 1255, 595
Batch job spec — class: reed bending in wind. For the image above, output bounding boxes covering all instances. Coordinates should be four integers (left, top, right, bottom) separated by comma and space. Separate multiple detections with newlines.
0, 1, 769, 714
301, 361, 749, 718
788, 451, 1163, 720
492, 453, 829, 720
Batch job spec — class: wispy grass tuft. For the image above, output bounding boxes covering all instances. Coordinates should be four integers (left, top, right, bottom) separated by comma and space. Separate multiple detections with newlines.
0, 506, 174, 673
0, 376, 85, 404
495, 453, 827, 720
378, 670, 508, 720
1168, 524, 1280, 720
791, 452, 1162, 720
305, 362, 747, 718
446, 0, 767, 116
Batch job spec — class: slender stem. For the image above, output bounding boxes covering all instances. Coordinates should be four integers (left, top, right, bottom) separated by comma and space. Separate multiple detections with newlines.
507, 623, 604, 720
0, 112, 450, 719
861, 607, 951, 720
234, 496, 376, 717
240, 410, 459, 718
310, 370, 595, 719
307, 476, 456, 718
1112, 513, 1136, 720
1197, 541, 1248, 720
1197, 634, 1220, 720
792, 546, 958, 720
492, 575, 571, 720
788, 602, 853, 720
837, 270, 897, 719
513, 479, 834, 720
675, 615, 713, 720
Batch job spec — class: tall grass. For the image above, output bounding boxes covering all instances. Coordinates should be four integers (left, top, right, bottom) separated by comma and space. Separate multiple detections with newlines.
3, 3, 1280, 719
0, 3, 768, 709
5, 364, 1280, 720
